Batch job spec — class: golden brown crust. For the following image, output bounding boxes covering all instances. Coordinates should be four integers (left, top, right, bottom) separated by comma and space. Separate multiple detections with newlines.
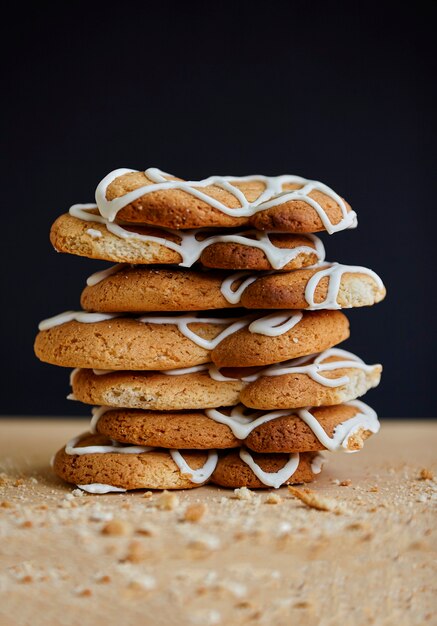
240, 357, 382, 409
199, 233, 320, 271
249, 190, 353, 233
72, 368, 243, 411
245, 404, 372, 453
105, 171, 353, 233
50, 214, 183, 264
53, 433, 209, 490
34, 318, 224, 370
211, 451, 317, 488
81, 267, 235, 312
240, 266, 386, 309
211, 311, 350, 368
95, 409, 240, 449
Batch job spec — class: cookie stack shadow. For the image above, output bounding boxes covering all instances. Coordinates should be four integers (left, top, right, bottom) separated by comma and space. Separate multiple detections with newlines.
34, 167, 386, 493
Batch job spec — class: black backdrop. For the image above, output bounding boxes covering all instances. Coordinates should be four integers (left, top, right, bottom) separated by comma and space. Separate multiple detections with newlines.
1, 1, 435, 417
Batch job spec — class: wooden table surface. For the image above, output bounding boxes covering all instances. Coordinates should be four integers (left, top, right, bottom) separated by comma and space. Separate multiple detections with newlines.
0, 418, 436, 626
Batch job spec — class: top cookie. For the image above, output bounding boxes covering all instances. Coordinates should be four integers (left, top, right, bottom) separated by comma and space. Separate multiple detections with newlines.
92, 167, 356, 233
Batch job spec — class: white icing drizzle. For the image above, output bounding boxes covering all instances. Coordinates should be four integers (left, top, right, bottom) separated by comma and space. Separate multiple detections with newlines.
86, 264, 126, 286
169, 450, 218, 484
304, 263, 385, 310
38, 311, 119, 331
136, 314, 250, 350
39, 310, 305, 350
69, 368, 80, 385
239, 449, 300, 489
310, 453, 326, 475
66, 393, 77, 401
66, 428, 218, 486
90, 406, 113, 433
94, 167, 357, 235
86, 228, 102, 239
69, 203, 325, 269
220, 272, 258, 305
77, 483, 126, 494
248, 311, 303, 336
92, 369, 116, 376
65, 435, 154, 456
163, 364, 210, 376
241, 348, 379, 387
206, 406, 292, 440
206, 400, 379, 451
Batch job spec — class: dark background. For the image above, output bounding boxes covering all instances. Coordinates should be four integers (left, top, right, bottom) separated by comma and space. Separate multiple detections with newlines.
1, 1, 435, 417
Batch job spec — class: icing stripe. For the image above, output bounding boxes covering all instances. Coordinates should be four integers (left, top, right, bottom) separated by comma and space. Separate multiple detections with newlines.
206, 400, 379, 451
93, 167, 357, 234
169, 450, 218, 484
70, 204, 326, 270
77, 483, 126, 494
239, 449, 300, 488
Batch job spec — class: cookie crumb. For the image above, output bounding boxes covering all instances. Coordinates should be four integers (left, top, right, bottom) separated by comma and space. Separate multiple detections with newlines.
288, 487, 350, 514
1, 500, 13, 508
122, 540, 150, 563
340, 479, 352, 487
142, 491, 153, 498
20, 520, 33, 529
419, 468, 434, 481
101, 519, 131, 536
71, 488, 85, 497
184, 503, 207, 522
233, 487, 254, 501
265, 493, 282, 505
158, 490, 179, 511
76, 587, 92, 597
136, 523, 158, 536
369, 485, 379, 492
127, 575, 156, 592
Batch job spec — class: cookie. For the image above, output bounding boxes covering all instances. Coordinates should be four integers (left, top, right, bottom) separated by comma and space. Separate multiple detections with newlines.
95, 167, 356, 234
50, 213, 182, 264
51, 212, 325, 271
239, 264, 386, 309
93, 408, 240, 449
71, 367, 243, 411
211, 450, 319, 488
240, 348, 382, 409
36, 310, 346, 370
198, 232, 324, 271
211, 310, 350, 367
241, 401, 380, 453
91, 399, 379, 453
35, 316, 221, 370
81, 266, 235, 312
53, 433, 217, 490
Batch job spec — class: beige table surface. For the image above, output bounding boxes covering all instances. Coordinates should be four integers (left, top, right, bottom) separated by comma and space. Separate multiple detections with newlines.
0, 418, 436, 626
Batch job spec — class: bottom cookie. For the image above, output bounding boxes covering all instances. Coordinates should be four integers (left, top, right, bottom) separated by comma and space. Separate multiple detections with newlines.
53, 433, 323, 492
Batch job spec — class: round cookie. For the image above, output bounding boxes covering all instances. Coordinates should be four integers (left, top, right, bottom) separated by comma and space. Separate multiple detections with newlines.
240, 264, 386, 310
99, 169, 354, 233
211, 310, 350, 368
211, 450, 319, 488
244, 404, 378, 453
94, 409, 240, 449
50, 213, 183, 264
35, 317, 225, 370
240, 351, 382, 409
53, 433, 213, 490
81, 267, 235, 312
71, 368, 243, 410
199, 233, 323, 271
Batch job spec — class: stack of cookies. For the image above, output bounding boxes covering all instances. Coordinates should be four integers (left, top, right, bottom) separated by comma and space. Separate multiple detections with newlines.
34, 168, 386, 493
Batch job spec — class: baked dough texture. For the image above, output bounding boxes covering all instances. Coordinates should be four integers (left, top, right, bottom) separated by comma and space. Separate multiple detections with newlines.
105, 170, 353, 232
241, 355, 382, 409
72, 368, 243, 410
53, 434, 211, 490
211, 311, 350, 367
